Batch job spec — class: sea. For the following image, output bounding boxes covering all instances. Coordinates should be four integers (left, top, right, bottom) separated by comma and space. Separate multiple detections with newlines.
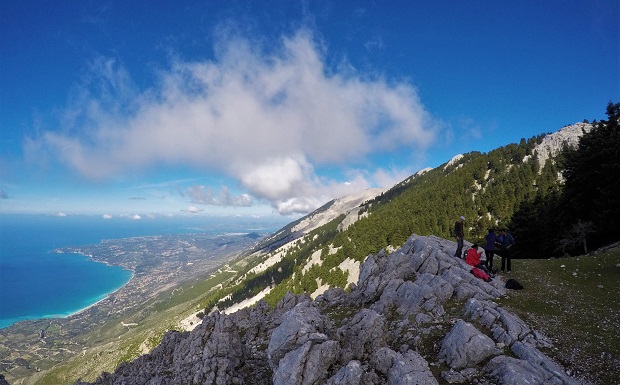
0, 214, 287, 329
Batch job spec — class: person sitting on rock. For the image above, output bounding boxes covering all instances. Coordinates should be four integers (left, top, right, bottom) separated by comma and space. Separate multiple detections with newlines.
465, 244, 490, 273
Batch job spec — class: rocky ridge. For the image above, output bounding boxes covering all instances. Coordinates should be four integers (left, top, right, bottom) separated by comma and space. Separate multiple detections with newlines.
526, 122, 592, 168
76, 234, 578, 385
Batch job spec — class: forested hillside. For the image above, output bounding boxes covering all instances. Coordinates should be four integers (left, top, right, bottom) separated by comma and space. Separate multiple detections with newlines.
510, 101, 620, 258
207, 102, 619, 313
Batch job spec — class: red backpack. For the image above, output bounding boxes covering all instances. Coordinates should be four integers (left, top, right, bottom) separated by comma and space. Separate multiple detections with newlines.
471, 267, 491, 282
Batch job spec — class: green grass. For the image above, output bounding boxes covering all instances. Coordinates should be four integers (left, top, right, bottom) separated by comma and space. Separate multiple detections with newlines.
495, 249, 620, 385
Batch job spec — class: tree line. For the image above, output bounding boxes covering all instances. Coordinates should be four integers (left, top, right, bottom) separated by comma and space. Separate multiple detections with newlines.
510, 101, 619, 258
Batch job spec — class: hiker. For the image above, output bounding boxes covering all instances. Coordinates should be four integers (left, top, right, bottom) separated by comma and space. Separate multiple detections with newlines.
465, 243, 489, 273
454, 215, 465, 258
484, 228, 498, 270
498, 229, 515, 272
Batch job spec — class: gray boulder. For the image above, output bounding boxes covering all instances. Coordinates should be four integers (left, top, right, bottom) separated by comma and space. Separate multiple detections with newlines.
438, 319, 500, 370
370, 347, 438, 385
511, 341, 580, 385
325, 360, 364, 385
268, 301, 327, 368
464, 298, 552, 348
273, 340, 340, 385
485, 354, 577, 385
337, 308, 386, 363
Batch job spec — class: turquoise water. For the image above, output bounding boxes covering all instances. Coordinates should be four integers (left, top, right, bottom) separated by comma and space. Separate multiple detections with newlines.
0, 214, 285, 329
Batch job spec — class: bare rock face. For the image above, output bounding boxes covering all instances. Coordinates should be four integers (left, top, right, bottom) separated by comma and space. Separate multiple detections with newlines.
75, 234, 579, 385
438, 320, 500, 370
369, 348, 438, 385
336, 308, 386, 363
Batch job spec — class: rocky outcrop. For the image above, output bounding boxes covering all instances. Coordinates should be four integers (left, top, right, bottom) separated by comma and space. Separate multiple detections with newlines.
76, 234, 579, 385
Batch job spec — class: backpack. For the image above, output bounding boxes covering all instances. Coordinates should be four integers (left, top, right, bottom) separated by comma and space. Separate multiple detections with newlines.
505, 278, 524, 290
471, 267, 491, 282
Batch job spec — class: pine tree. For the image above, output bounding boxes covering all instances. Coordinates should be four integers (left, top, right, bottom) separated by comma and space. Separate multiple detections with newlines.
561, 101, 620, 248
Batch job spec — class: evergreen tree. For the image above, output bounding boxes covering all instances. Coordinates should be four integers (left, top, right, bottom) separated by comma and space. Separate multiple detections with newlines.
509, 189, 562, 258
561, 102, 620, 249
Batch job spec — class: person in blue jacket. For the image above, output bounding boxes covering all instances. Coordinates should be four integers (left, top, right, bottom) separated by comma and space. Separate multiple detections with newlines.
484, 228, 498, 270
498, 229, 515, 272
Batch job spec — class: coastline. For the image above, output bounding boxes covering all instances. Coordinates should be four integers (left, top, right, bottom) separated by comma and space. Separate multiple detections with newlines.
0, 227, 268, 385
67, 270, 135, 319
56, 250, 137, 320
0, 252, 134, 330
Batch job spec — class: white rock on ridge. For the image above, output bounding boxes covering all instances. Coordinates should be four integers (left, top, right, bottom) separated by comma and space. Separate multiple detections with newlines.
443, 154, 464, 170
292, 188, 385, 234
526, 122, 592, 169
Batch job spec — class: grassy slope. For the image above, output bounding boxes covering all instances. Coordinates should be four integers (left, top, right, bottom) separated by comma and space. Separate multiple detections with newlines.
495, 250, 620, 385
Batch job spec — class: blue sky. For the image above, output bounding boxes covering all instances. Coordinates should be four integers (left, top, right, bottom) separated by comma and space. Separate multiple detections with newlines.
0, 1, 618, 219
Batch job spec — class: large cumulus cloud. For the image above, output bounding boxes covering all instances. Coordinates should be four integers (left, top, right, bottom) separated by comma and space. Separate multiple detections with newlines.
25, 30, 438, 215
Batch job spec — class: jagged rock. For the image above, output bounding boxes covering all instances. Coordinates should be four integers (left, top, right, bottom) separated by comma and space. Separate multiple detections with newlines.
510, 341, 579, 385
325, 360, 364, 385
199, 313, 245, 384
273, 292, 313, 319
337, 308, 386, 363
464, 298, 551, 348
438, 319, 500, 370
485, 355, 577, 385
75, 234, 580, 385
371, 273, 453, 316
370, 347, 438, 385
267, 301, 327, 368
315, 287, 348, 306
273, 339, 340, 385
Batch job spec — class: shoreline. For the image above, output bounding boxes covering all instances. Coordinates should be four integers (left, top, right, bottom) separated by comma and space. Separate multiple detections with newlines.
51, 250, 136, 319
67, 270, 136, 318
0, 256, 135, 330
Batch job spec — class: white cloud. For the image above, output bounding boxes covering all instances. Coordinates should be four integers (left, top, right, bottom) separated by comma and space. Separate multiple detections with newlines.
131, 214, 141, 220
187, 185, 252, 207
183, 205, 204, 214
102, 213, 113, 219
28, 29, 438, 215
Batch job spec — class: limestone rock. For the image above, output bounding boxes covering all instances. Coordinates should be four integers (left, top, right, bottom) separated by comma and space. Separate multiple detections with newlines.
325, 361, 364, 385
370, 347, 438, 385
438, 319, 500, 370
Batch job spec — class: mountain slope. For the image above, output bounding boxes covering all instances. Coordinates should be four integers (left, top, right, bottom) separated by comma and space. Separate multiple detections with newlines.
75, 234, 587, 385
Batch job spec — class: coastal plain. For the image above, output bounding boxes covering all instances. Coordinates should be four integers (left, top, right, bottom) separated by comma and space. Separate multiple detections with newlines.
0, 232, 263, 385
